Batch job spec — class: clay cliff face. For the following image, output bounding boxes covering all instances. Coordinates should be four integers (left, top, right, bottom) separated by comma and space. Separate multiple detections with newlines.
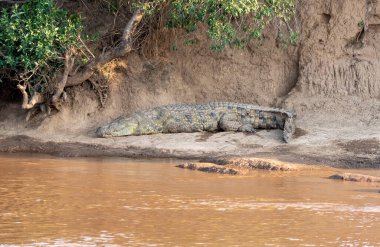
120, 0, 380, 116
295, 0, 380, 98
70, 0, 379, 128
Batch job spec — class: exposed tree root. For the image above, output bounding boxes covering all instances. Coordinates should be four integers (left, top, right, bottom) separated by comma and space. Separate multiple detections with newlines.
51, 48, 76, 105
17, 84, 45, 110
89, 75, 110, 108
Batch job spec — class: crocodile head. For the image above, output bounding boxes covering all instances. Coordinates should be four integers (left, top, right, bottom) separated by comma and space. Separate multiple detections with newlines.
96, 118, 139, 138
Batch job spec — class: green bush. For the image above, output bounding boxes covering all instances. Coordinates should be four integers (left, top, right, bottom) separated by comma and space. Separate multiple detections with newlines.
0, 0, 82, 93
134, 0, 297, 50
0, 0, 297, 96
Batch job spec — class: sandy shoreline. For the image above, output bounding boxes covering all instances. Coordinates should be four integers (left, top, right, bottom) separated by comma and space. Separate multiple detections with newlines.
0, 130, 379, 169
1, 97, 379, 169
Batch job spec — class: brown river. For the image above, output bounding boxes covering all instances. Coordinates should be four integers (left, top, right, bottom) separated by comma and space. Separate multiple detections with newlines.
0, 155, 379, 246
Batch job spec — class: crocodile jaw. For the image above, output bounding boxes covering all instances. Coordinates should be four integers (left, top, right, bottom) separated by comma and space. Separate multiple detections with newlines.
96, 120, 139, 138
96, 126, 113, 138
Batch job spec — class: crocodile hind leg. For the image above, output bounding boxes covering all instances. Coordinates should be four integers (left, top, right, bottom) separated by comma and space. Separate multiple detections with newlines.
237, 124, 256, 133
218, 113, 255, 133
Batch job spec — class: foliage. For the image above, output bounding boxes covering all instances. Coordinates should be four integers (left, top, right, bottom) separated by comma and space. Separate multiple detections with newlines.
133, 0, 297, 49
0, 0, 82, 93
0, 0, 297, 101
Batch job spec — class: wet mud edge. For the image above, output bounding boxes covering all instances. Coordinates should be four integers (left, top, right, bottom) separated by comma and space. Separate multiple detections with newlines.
0, 135, 379, 169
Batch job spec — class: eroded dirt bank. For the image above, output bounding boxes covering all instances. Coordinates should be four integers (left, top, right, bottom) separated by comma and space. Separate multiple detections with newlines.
0, 0, 379, 168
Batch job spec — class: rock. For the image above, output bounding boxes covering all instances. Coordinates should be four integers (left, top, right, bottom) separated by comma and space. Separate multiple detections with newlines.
201, 157, 311, 171
176, 163, 240, 175
329, 173, 380, 183
176, 157, 316, 175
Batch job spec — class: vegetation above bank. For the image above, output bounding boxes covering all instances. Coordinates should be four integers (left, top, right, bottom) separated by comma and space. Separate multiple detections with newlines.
0, 0, 297, 120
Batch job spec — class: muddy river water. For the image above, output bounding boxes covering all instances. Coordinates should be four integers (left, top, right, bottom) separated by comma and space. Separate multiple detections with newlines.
0, 155, 379, 246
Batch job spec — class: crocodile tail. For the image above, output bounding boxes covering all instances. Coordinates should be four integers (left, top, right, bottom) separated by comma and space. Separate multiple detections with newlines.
283, 116, 296, 143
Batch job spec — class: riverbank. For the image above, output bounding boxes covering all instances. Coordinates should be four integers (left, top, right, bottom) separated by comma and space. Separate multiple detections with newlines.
0, 133, 378, 169
1, 100, 379, 169
1, 96, 379, 169
1, 0, 380, 169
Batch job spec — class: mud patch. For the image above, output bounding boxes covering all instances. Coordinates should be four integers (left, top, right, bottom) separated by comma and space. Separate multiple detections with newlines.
237, 143, 264, 149
337, 139, 380, 155
246, 130, 264, 139
0, 135, 213, 159
293, 128, 308, 139
336, 157, 380, 169
195, 132, 216, 142
242, 131, 260, 136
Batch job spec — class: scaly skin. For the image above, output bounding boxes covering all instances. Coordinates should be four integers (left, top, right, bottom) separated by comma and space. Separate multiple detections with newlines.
96, 102, 296, 143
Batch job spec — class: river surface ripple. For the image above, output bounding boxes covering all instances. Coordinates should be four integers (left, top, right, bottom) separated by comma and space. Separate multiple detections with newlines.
0, 155, 379, 246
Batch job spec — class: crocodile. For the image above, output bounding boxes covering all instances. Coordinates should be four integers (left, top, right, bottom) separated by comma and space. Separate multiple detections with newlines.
96, 102, 296, 143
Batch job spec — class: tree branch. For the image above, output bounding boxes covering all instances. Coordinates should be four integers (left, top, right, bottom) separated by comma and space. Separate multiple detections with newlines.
64, 60, 97, 87
64, 9, 144, 88
17, 84, 44, 110
51, 49, 75, 103
115, 9, 144, 56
